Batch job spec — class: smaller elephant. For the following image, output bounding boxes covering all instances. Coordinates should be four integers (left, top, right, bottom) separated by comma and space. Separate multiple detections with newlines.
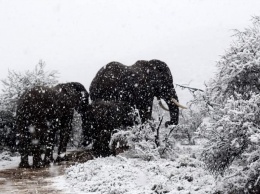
83, 100, 135, 157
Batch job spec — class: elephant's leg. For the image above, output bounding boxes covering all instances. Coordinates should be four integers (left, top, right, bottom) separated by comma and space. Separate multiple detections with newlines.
58, 130, 70, 159
164, 98, 179, 127
18, 131, 31, 168
44, 148, 52, 166
32, 152, 43, 168
43, 130, 55, 166
93, 129, 112, 157
81, 117, 93, 147
137, 100, 153, 123
56, 123, 71, 162
19, 152, 30, 168
32, 144, 44, 168
45, 139, 55, 164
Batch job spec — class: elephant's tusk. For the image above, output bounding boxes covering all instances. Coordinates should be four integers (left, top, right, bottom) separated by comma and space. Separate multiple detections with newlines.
158, 99, 169, 111
171, 98, 187, 109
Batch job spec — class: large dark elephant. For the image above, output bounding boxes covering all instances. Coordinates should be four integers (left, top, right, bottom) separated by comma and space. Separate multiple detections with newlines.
83, 100, 135, 157
90, 59, 186, 127
16, 82, 89, 168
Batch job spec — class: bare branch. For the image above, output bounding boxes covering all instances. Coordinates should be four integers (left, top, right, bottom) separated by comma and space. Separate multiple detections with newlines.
176, 84, 204, 92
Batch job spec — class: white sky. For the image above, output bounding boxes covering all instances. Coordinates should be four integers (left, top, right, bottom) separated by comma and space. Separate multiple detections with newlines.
0, 0, 260, 102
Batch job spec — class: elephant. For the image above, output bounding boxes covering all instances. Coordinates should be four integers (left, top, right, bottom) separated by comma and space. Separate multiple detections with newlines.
82, 100, 135, 157
16, 86, 57, 168
16, 82, 89, 168
89, 59, 186, 127
53, 82, 89, 161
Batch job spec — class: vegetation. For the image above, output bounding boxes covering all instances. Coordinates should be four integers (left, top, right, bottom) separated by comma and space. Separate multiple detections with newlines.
1, 16, 260, 193
200, 16, 260, 193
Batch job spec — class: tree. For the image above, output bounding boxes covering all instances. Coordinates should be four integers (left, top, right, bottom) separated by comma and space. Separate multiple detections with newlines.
0, 60, 59, 113
201, 16, 260, 193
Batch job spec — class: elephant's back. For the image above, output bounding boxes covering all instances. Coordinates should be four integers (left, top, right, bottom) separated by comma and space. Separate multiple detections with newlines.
89, 62, 132, 101
16, 86, 55, 120
53, 82, 89, 112
132, 59, 169, 73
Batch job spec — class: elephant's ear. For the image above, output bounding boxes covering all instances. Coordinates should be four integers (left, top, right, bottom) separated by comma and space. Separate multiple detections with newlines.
53, 84, 74, 107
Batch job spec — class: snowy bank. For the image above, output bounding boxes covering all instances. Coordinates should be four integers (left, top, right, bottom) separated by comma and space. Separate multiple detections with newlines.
53, 147, 216, 194
0, 151, 20, 170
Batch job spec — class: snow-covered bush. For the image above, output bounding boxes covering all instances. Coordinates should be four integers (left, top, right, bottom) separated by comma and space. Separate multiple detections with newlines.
177, 88, 211, 145
108, 93, 210, 161
64, 155, 215, 194
201, 16, 260, 193
110, 119, 179, 161
0, 60, 59, 114
206, 17, 260, 104
152, 95, 203, 145
0, 151, 12, 161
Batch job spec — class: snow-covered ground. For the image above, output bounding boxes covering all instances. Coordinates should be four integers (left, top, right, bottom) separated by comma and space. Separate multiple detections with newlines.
0, 151, 20, 170
0, 140, 219, 194
0, 111, 219, 193
51, 143, 217, 194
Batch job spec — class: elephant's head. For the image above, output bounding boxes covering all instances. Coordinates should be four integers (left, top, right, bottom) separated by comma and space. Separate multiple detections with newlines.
137, 59, 186, 126
54, 82, 89, 116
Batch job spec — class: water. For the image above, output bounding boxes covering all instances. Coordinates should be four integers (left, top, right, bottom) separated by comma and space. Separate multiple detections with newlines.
0, 150, 93, 194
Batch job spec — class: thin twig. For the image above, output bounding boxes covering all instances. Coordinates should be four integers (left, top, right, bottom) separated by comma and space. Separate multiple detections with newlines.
176, 84, 204, 92
161, 125, 178, 154
155, 116, 163, 147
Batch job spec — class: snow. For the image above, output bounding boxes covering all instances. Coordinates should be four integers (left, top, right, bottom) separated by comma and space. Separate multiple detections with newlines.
0, 120, 218, 194
0, 152, 20, 170
249, 133, 260, 143
51, 144, 217, 194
